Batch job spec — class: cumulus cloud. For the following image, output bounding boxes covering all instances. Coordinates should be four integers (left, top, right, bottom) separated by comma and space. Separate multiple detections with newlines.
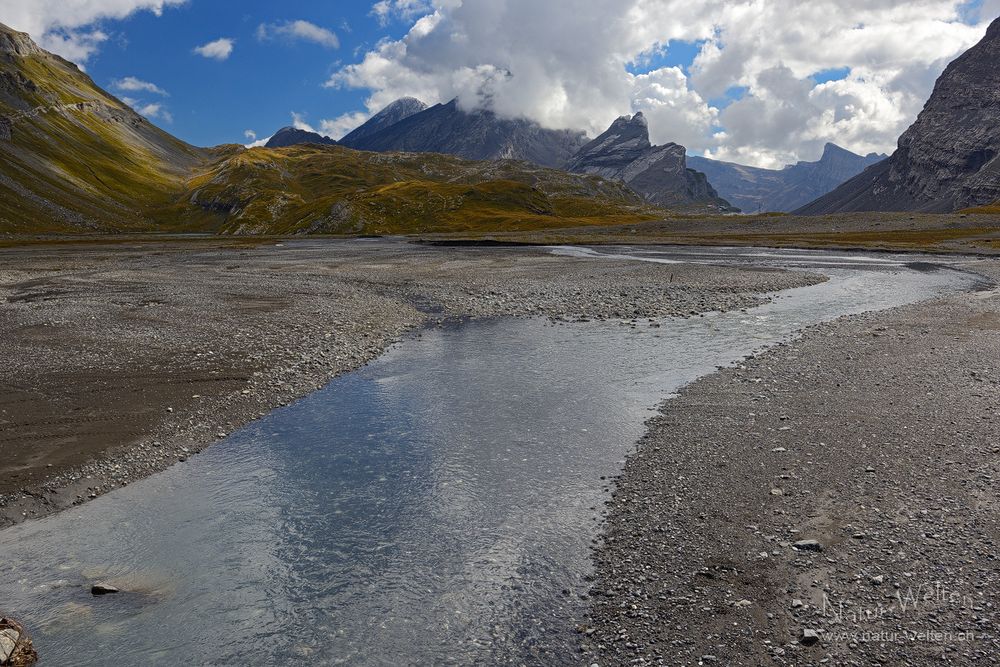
121, 96, 172, 123
371, 0, 434, 26
319, 111, 371, 140
291, 112, 318, 134
256, 20, 339, 49
193, 37, 234, 61
112, 76, 168, 96
331, 0, 993, 167
0, 0, 184, 62
243, 130, 270, 148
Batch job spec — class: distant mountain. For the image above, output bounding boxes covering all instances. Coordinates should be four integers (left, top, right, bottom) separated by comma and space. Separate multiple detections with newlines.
798, 17, 1000, 214
566, 112, 734, 211
265, 126, 337, 148
339, 97, 427, 146
340, 98, 587, 169
0, 22, 205, 232
688, 144, 886, 213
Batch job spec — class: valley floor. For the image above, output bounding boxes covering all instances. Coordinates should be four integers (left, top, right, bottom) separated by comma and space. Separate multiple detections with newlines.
584, 259, 1000, 665
0, 238, 809, 525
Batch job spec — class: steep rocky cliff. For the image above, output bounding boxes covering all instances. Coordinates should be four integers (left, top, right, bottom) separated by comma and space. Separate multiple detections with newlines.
797, 17, 1000, 214
566, 112, 734, 211
688, 143, 886, 213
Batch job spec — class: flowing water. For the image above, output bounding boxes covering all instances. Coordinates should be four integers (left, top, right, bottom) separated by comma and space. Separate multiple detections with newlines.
0, 246, 987, 665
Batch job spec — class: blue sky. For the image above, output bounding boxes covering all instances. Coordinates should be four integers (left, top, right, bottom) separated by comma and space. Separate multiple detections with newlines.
77, 2, 406, 146
4, 0, 997, 166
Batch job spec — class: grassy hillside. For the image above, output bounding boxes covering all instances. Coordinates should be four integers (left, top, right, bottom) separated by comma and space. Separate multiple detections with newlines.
171, 145, 661, 235
0, 23, 662, 236
0, 25, 208, 234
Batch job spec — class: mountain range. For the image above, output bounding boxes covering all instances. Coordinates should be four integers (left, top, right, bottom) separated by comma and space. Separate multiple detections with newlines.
0, 22, 658, 235
688, 144, 886, 213
798, 16, 1000, 214
339, 98, 588, 169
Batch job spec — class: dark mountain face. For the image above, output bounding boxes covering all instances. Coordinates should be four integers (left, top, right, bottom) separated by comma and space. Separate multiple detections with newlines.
566, 112, 735, 211
797, 17, 1000, 214
339, 97, 427, 146
688, 143, 886, 213
264, 126, 337, 148
340, 99, 587, 169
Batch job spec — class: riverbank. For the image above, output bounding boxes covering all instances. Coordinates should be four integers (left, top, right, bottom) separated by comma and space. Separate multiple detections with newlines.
583, 259, 1000, 665
0, 239, 817, 526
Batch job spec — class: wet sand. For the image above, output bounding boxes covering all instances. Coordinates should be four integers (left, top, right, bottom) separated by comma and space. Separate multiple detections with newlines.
0, 238, 814, 526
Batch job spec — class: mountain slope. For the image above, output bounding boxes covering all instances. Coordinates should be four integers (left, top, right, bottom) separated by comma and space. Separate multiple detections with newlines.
340, 99, 587, 169
177, 144, 661, 235
0, 22, 207, 233
0, 26, 662, 236
688, 143, 886, 213
566, 112, 734, 212
264, 126, 337, 148
339, 97, 427, 146
797, 17, 1000, 214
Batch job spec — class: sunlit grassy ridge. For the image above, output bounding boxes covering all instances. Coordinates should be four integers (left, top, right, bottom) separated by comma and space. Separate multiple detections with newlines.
0, 24, 663, 236
168, 144, 661, 235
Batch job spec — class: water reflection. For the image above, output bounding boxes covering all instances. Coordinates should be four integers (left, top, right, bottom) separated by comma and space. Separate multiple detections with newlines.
0, 249, 984, 665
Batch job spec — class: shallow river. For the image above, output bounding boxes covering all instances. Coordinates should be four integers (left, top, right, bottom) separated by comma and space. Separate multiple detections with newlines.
0, 246, 987, 665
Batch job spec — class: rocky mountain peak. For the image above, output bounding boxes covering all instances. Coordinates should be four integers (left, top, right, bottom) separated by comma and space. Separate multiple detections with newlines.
566, 114, 733, 211
0, 23, 41, 58
798, 16, 1000, 213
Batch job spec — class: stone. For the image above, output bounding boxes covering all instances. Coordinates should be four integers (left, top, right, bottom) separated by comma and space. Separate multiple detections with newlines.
91, 583, 119, 596
800, 629, 821, 646
793, 539, 823, 552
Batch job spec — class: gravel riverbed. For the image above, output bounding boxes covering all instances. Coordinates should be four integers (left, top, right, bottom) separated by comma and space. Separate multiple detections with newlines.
583, 260, 1000, 666
0, 239, 816, 526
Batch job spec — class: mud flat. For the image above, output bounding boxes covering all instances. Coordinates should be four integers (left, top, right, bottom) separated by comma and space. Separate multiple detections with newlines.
583, 260, 1000, 665
0, 238, 814, 526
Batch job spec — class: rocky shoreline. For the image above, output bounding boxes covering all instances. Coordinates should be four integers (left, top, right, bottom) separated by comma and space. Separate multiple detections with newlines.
582, 259, 1000, 665
0, 239, 817, 527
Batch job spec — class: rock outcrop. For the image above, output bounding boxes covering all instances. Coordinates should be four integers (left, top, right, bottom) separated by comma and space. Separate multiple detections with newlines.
0, 617, 37, 666
566, 112, 734, 211
264, 126, 337, 148
339, 98, 587, 169
797, 17, 1000, 214
688, 143, 886, 213
339, 97, 427, 146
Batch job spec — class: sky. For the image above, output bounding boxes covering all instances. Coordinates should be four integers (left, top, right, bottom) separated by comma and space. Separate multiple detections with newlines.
1, 0, 998, 168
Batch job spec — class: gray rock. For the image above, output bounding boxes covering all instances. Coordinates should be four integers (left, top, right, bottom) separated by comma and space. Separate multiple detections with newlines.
565, 113, 735, 212
797, 17, 1000, 213
792, 539, 823, 552
799, 628, 821, 646
91, 583, 119, 595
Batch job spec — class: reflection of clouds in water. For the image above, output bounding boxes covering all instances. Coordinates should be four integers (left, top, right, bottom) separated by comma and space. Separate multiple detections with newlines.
0, 251, 982, 665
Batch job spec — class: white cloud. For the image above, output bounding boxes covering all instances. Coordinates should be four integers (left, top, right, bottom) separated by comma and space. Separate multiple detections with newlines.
291, 112, 317, 134
112, 76, 168, 95
331, 0, 993, 167
193, 37, 234, 61
256, 20, 339, 49
0, 0, 185, 63
371, 1, 433, 26
244, 130, 270, 148
319, 111, 371, 140
136, 102, 172, 123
